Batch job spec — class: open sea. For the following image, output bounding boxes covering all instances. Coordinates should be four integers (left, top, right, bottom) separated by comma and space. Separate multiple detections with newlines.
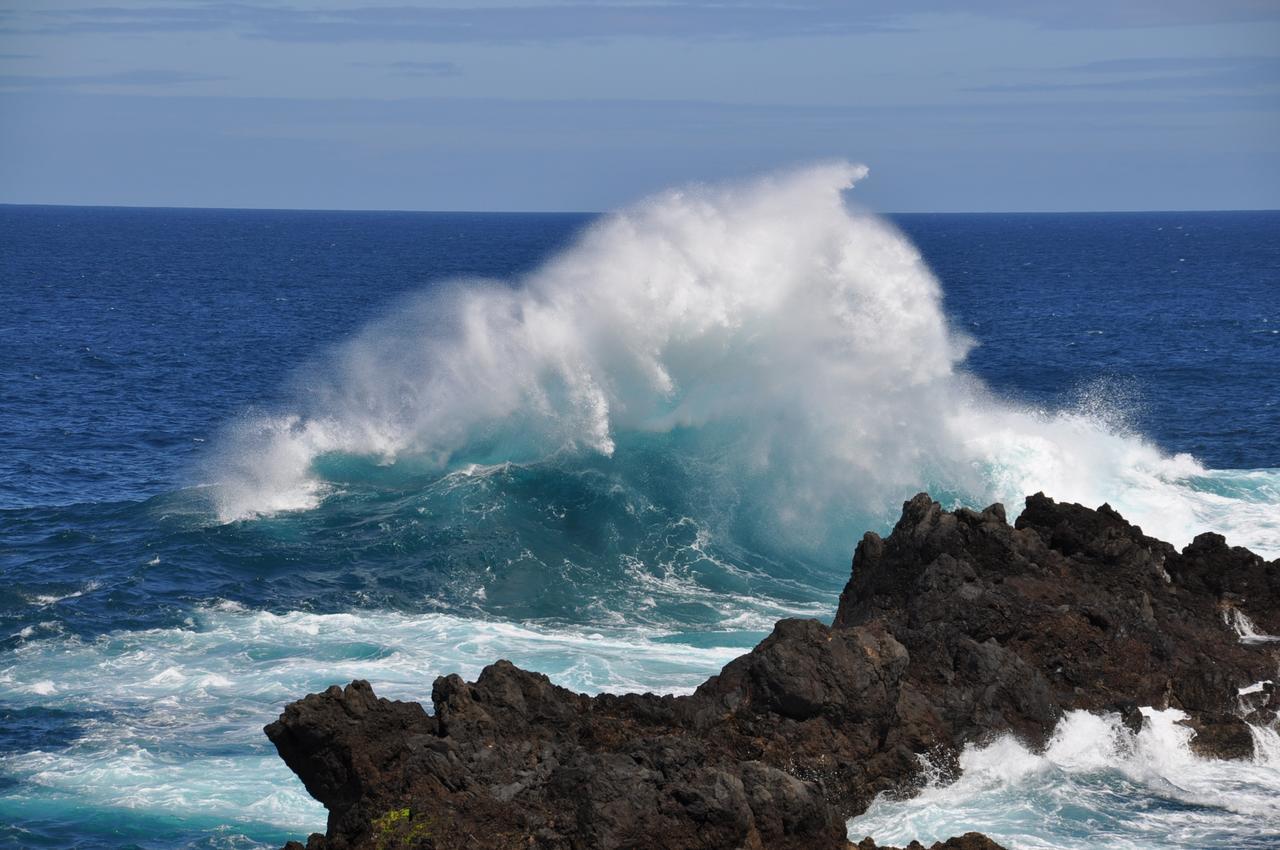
1, 165, 1278, 849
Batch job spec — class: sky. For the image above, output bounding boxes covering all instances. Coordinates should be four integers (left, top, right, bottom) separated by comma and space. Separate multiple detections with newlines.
1, 1, 1278, 212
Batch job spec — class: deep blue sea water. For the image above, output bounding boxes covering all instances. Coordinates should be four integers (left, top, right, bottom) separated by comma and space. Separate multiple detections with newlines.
2, 166, 1278, 849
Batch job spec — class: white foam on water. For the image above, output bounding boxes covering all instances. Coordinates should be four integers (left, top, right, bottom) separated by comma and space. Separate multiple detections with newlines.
27, 581, 101, 608
206, 162, 1280, 559
0, 605, 747, 837
848, 709, 1280, 849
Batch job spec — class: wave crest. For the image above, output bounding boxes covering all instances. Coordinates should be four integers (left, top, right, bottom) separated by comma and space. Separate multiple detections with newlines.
208, 162, 1279, 559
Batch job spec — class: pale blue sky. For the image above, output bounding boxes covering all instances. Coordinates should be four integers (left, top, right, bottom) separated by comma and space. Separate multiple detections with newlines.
1, 1, 1277, 211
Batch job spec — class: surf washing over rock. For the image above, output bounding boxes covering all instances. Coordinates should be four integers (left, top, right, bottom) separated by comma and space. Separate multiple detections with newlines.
852, 706, 1280, 850
210, 162, 1280, 561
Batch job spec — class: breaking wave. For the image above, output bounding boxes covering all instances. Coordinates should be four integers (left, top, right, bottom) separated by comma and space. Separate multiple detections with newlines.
209, 162, 1279, 559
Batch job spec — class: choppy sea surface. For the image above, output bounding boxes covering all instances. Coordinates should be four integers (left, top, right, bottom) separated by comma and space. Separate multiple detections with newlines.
2, 165, 1278, 849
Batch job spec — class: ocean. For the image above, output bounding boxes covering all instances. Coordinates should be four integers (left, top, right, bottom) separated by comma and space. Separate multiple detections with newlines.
1, 165, 1278, 849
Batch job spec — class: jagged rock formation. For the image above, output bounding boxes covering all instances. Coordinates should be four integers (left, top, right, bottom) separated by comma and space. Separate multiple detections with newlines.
854, 837, 1007, 850
267, 493, 1279, 850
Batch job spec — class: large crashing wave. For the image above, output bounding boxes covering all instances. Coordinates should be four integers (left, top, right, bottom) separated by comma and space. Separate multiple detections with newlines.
210, 162, 1279, 559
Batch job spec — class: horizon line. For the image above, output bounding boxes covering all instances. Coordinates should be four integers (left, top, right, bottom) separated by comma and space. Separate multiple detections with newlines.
2, 201, 1278, 217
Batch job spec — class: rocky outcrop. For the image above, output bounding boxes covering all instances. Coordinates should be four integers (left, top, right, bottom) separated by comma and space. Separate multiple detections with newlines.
833, 494, 1278, 754
267, 493, 1279, 850
854, 836, 1008, 850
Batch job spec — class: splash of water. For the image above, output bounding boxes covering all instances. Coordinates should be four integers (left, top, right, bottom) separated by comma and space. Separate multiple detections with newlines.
848, 708, 1280, 850
1225, 607, 1280, 643
209, 162, 1280, 558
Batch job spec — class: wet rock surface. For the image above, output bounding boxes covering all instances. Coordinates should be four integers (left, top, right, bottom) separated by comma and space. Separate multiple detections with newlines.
267, 493, 1279, 849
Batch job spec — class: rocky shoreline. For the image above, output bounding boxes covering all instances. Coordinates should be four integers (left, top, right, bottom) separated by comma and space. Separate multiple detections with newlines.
266, 493, 1279, 849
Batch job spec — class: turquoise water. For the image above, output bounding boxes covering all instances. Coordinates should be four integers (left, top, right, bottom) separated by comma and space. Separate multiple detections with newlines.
1, 165, 1278, 848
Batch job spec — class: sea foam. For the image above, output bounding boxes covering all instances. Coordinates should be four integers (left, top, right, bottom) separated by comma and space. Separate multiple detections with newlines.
0, 605, 747, 840
849, 708, 1280, 849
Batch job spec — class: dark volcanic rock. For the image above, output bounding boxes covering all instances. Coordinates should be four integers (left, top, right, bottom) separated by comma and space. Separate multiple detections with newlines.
267, 494, 1279, 850
855, 835, 1009, 850
834, 493, 1277, 747
1178, 712, 1256, 760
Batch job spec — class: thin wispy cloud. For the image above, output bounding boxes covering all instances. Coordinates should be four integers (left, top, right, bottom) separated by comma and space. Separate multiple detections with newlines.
0, 69, 227, 88
968, 56, 1280, 94
9, 3, 905, 44
1065, 56, 1258, 73
12, 1, 1277, 46
350, 59, 462, 78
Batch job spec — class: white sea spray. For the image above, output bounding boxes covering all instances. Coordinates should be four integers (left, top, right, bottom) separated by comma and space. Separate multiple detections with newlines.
208, 163, 1280, 558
